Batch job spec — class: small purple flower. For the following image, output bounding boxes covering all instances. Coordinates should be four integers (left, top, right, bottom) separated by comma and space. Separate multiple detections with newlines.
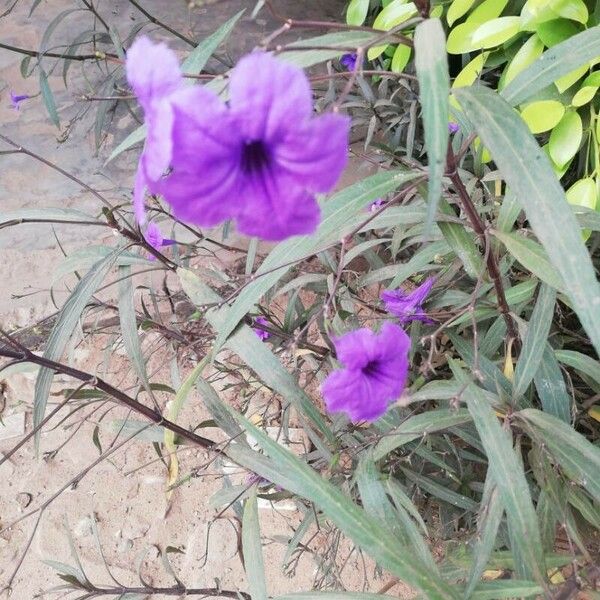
144, 222, 175, 260
322, 322, 410, 422
126, 37, 350, 240
369, 198, 384, 212
10, 91, 30, 110
253, 316, 271, 341
340, 53, 358, 71
448, 122, 459, 134
381, 277, 435, 325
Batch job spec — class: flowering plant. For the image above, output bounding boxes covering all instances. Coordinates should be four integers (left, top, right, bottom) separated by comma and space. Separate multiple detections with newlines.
1, 2, 600, 599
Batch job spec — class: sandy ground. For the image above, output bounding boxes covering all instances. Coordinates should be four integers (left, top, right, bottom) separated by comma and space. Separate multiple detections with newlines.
0, 1, 410, 598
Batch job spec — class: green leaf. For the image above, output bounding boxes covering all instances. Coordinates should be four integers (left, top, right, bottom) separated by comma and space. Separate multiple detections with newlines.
284, 31, 378, 68
519, 100, 565, 134
572, 85, 598, 106
470, 580, 544, 600
437, 198, 485, 278
502, 25, 600, 105
447, 21, 485, 54
535, 18, 580, 47
548, 110, 582, 167
105, 124, 146, 165
39, 67, 60, 127
501, 34, 545, 89
447, 0, 477, 25
455, 86, 600, 356
391, 42, 412, 73
181, 10, 244, 75
414, 18, 450, 234
118, 266, 151, 395
33, 249, 120, 450
491, 230, 564, 291
213, 170, 419, 353
465, 472, 505, 597
0, 207, 101, 227
224, 408, 461, 600
467, 0, 509, 23
178, 268, 335, 443
369, 1, 418, 60
242, 488, 268, 600
372, 409, 472, 461
471, 17, 521, 49
555, 349, 600, 386
534, 345, 571, 422
460, 380, 546, 584
513, 283, 555, 398
346, 0, 370, 25
549, 0, 588, 24
518, 409, 600, 502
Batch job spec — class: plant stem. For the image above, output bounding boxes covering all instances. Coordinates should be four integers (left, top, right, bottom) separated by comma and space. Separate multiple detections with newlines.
446, 146, 518, 341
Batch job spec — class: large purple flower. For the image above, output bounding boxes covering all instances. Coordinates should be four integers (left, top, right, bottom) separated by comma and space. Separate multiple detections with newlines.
126, 38, 350, 240
381, 277, 435, 325
322, 322, 410, 422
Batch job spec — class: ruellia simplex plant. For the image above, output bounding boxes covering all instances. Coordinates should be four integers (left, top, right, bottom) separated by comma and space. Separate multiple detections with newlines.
1, 1, 600, 598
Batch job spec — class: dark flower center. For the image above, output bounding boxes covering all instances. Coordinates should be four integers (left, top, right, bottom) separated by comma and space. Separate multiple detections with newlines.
241, 140, 271, 174
362, 360, 382, 378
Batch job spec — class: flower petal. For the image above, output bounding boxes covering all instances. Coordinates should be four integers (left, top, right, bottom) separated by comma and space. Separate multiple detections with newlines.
333, 328, 378, 370
275, 113, 350, 192
229, 52, 312, 142
126, 36, 182, 111
236, 171, 320, 240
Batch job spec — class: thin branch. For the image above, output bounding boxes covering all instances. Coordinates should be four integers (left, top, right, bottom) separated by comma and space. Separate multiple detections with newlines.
0, 41, 116, 61
126, 0, 196, 47
446, 145, 518, 341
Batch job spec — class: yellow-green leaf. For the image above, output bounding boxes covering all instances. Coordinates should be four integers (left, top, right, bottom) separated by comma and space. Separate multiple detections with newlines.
447, 0, 477, 26
520, 100, 565, 133
391, 42, 412, 72
548, 110, 582, 167
471, 17, 521, 49
572, 85, 598, 106
447, 21, 483, 54
346, 0, 370, 25
501, 34, 545, 89
467, 0, 509, 24
453, 52, 488, 88
536, 18, 580, 47
549, 0, 588, 24
555, 64, 588, 92
369, 1, 417, 60
520, 0, 559, 29
566, 177, 597, 210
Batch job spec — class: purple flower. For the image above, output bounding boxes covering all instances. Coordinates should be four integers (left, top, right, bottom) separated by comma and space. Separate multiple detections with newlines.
369, 198, 384, 212
322, 322, 410, 422
253, 316, 271, 341
448, 122, 459, 134
10, 91, 30, 110
144, 222, 175, 260
381, 277, 435, 325
340, 53, 358, 71
126, 37, 350, 240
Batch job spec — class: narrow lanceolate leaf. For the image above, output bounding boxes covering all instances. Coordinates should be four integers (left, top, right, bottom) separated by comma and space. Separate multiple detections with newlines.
178, 268, 335, 443
518, 409, 600, 502
455, 86, 600, 357
513, 284, 555, 399
533, 346, 571, 423
242, 488, 268, 600
502, 26, 600, 106
0, 208, 101, 227
213, 170, 419, 352
34, 249, 120, 450
181, 10, 244, 76
118, 266, 150, 395
465, 471, 505, 598
414, 18, 449, 234
460, 379, 546, 585
224, 408, 461, 600
372, 408, 472, 460
39, 67, 60, 127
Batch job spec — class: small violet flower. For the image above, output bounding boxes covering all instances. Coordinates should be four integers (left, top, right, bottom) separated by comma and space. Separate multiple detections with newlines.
126, 37, 350, 240
10, 91, 30, 110
381, 277, 435, 325
253, 316, 271, 341
340, 53, 358, 71
369, 198, 384, 212
322, 322, 410, 422
448, 122, 459, 134
144, 222, 174, 260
